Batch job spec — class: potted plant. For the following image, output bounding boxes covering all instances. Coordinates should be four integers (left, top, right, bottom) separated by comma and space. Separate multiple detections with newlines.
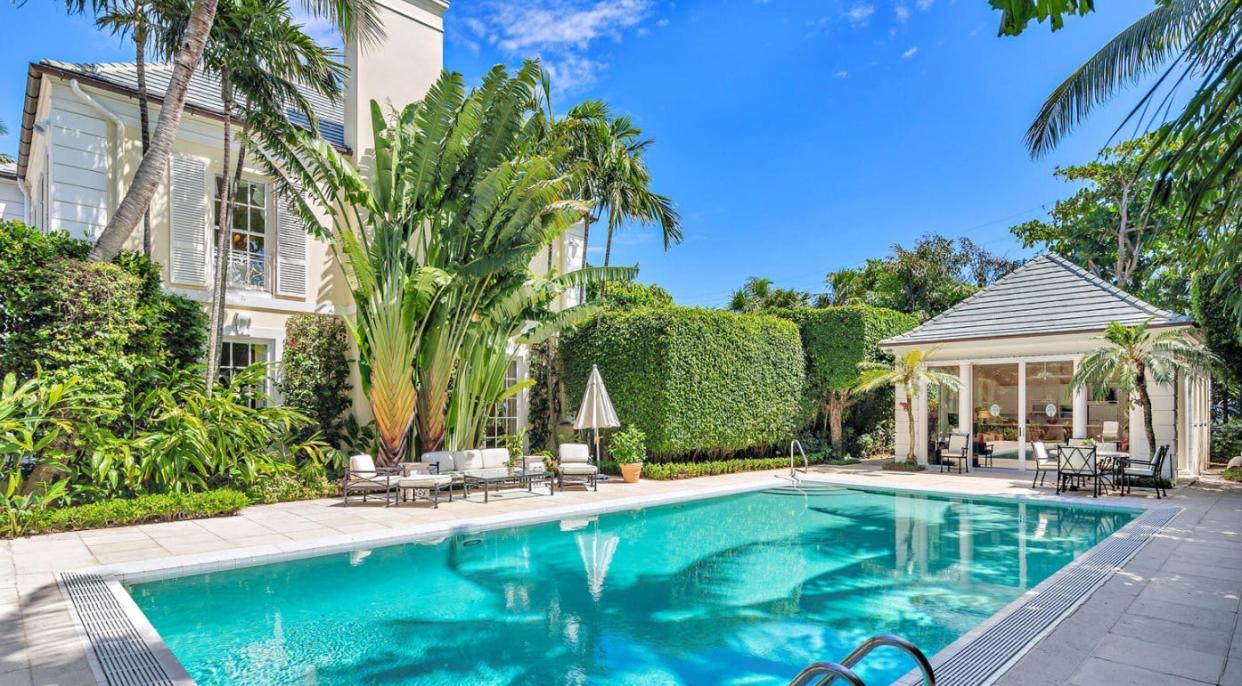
610, 426, 647, 483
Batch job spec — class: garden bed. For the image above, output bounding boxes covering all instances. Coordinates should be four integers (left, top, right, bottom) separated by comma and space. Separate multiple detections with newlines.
600, 456, 860, 480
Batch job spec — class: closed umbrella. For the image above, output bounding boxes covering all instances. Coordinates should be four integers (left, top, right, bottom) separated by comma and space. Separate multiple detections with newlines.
573, 365, 621, 466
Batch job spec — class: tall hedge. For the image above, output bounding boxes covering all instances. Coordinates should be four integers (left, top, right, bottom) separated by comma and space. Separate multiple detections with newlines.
279, 313, 352, 445
772, 306, 917, 454
561, 307, 805, 459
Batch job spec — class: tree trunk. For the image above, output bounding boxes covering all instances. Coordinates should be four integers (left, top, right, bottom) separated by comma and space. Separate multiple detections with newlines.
135, 24, 153, 258
205, 73, 233, 397
88, 0, 219, 262
580, 216, 592, 267
375, 405, 412, 468
827, 393, 847, 457
904, 383, 917, 464
1135, 365, 1158, 456
601, 222, 614, 298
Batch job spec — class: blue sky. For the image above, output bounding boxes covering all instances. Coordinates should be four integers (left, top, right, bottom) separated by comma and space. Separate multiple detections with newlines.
0, 1, 1157, 306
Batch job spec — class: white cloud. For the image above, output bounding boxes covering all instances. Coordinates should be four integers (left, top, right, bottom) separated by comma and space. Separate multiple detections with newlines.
843, 4, 874, 28
895, 6, 910, 22
834, 70, 849, 78
657, 18, 670, 27
460, 0, 654, 93
916, 0, 935, 9
902, 45, 919, 58
291, 9, 343, 51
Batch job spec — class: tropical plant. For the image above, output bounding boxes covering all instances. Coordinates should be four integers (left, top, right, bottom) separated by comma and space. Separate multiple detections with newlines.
0, 373, 80, 537
1007, 0, 1242, 324
0, 118, 12, 164
1070, 320, 1218, 455
557, 101, 680, 292
729, 277, 811, 313
609, 425, 647, 464
279, 314, 353, 445
76, 0, 380, 262
2, 471, 69, 538
854, 349, 962, 465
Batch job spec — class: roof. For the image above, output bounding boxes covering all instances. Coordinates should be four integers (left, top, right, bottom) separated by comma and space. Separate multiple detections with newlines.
18, 60, 347, 175
880, 253, 1193, 346
0, 162, 15, 179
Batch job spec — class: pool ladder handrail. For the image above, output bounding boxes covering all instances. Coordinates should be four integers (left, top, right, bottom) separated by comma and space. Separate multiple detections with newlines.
790, 439, 808, 477
788, 633, 937, 686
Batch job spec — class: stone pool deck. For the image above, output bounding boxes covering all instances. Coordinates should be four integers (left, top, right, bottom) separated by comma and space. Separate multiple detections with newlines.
1, 464, 1239, 685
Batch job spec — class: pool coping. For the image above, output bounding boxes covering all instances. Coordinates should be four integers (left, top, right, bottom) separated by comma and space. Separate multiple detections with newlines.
55, 474, 1178, 686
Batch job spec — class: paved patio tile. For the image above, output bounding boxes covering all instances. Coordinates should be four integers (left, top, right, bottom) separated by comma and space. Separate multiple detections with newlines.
1136, 572, 1242, 612
1067, 657, 1213, 686
1110, 614, 1234, 657
1093, 634, 1225, 683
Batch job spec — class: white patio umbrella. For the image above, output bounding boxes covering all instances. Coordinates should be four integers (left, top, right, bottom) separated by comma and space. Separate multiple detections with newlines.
573, 364, 621, 465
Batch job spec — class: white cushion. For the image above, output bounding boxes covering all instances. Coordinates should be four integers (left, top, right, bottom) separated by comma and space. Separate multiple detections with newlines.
521, 456, 547, 473
423, 451, 455, 473
454, 450, 482, 471
349, 454, 377, 477
479, 448, 510, 470
560, 443, 591, 464
398, 474, 452, 488
464, 467, 511, 479
560, 463, 598, 475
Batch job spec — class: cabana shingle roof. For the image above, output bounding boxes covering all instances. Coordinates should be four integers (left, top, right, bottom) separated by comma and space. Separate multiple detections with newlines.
881, 253, 1192, 346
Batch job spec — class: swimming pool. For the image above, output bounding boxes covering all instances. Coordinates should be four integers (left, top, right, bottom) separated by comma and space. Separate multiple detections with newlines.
128, 485, 1136, 685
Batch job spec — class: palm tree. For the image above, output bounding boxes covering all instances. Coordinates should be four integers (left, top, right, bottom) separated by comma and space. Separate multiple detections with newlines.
1020, 0, 1242, 318
728, 276, 810, 313
156, 0, 345, 394
560, 102, 680, 295
1070, 320, 1217, 455
854, 349, 962, 465
79, 0, 380, 263
0, 119, 11, 165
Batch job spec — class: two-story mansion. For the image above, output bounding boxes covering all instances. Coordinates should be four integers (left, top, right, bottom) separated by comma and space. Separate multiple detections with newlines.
0, 0, 585, 442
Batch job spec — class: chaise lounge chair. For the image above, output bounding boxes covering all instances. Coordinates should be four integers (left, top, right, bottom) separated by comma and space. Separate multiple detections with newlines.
1031, 441, 1058, 488
343, 454, 402, 506
558, 443, 598, 491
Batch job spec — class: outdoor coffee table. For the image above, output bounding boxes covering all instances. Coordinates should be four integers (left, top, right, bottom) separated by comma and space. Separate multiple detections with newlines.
462, 468, 555, 503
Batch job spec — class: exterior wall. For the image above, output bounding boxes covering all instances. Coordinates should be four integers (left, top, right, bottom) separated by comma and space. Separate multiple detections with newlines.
0, 176, 23, 222
886, 328, 1197, 478
344, 0, 448, 159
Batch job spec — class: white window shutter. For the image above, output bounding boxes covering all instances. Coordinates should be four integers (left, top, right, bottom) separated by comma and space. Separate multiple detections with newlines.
275, 194, 308, 298
168, 154, 209, 286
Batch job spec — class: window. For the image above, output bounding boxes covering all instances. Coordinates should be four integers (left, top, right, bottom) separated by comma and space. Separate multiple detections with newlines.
483, 362, 521, 448
214, 177, 268, 290
218, 340, 270, 405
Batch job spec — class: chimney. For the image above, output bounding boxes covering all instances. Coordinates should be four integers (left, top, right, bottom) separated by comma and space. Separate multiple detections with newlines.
344, 0, 448, 159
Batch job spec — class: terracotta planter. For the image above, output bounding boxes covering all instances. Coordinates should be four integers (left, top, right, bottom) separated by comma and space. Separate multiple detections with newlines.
619, 463, 642, 483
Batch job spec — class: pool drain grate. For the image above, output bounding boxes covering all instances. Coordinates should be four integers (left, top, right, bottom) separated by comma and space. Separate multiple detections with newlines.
908, 505, 1179, 686
60, 572, 177, 686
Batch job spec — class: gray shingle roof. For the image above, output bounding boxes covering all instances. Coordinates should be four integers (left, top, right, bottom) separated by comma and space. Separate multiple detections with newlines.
41, 60, 347, 150
880, 253, 1192, 346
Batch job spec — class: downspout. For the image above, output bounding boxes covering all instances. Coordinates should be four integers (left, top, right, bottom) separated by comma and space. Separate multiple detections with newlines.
68, 79, 125, 216
17, 177, 32, 225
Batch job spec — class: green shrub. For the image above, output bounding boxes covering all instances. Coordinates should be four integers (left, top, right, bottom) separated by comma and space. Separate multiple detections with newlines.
159, 294, 208, 368
23, 489, 250, 535
244, 466, 337, 504
561, 308, 804, 459
600, 454, 858, 480
1222, 467, 1242, 483
1212, 420, 1242, 463
609, 426, 647, 464
587, 281, 675, 309
279, 314, 352, 445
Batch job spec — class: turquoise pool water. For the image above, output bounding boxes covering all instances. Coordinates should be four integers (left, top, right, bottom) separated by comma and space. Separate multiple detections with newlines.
129, 486, 1135, 685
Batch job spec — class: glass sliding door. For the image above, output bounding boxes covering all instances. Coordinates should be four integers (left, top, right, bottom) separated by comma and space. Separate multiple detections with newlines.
1025, 361, 1074, 451
973, 364, 1021, 465
927, 366, 961, 459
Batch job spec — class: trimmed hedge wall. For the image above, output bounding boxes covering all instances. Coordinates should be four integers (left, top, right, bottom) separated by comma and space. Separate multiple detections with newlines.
561, 307, 804, 459
773, 305, 918, 397
25, 489, 251, 535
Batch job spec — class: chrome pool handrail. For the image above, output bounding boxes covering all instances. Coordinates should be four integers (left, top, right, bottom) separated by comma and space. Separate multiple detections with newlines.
790, 439, 808, 477
818, 633, 937, 686
786, 661, 865, 686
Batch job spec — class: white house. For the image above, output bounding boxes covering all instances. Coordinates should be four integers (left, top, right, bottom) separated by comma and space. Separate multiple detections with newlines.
881, 253, 1212, 480
0, 0, 584, 444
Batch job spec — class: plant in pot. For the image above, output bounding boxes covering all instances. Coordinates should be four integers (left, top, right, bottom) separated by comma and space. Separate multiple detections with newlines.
610, 426, 647, 484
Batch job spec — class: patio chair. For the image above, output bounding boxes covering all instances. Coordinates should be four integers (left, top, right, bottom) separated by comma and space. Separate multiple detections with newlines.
342, 454, 402, 506
1057, 445, 1108, 497
939, 432, 970, 474
1101, 421, 1120, 443
558, 443, 598, 492
395, 462, 453, 508
1031, 441, 1059, 488
1122, 444, 1169, 499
